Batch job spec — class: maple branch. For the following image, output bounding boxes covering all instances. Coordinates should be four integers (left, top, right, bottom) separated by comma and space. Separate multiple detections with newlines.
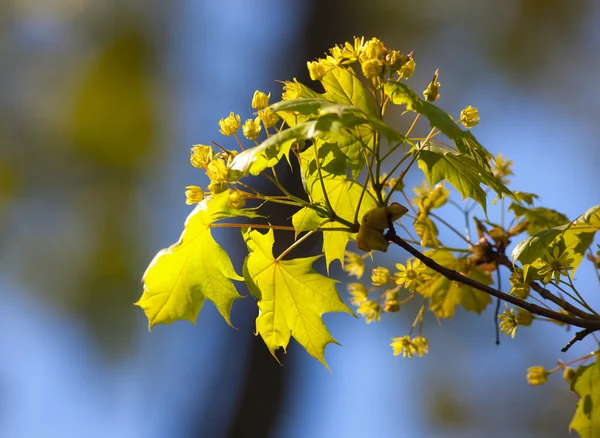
384, 227, 600, 333
561, 328, 598, 353
495, 255, 595, 320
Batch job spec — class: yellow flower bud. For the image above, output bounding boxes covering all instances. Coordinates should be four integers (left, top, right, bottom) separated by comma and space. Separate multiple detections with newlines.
398, 58, 415, 79
371, 267, 390, 287
526, 366, 549, 386
218, 112, 241, 136
460, 106, 480, 129
251, 90, 270, 110
185, 186, 204, 205
242, 117, 262, 140
307, 60, 328, 81
228, 191, 245, 209
258, 108, 280, 129
190, 145, 213, 169
361, 59, 384, 79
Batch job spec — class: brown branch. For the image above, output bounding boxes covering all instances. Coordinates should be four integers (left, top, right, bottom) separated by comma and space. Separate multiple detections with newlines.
495, 254, 595, 320
384, 229, 600, 331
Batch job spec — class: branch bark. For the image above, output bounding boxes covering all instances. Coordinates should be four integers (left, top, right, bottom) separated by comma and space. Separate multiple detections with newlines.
384, 229, 600, 331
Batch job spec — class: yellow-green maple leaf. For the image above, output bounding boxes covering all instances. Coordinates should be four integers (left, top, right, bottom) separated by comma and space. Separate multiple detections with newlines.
136, 191, 247, 329
242, 228, 352, 367
293, 175, 378, 269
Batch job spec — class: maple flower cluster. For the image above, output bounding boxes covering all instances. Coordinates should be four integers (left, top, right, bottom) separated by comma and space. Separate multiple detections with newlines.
344, 252, 432, 358
306, 36, 415, 83
183, 88, 288, 209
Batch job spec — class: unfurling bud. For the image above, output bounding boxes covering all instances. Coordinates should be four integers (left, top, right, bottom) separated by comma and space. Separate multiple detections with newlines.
423, 69, 440, 102
185, 186, 204, 205
459, 106, 480, 129
242, 117, 262, 140
218, 112, 241, 136
251, 90, 270, 110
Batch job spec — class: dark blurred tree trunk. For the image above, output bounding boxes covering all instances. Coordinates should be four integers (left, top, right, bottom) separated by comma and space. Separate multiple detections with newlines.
186, 2, 362, 438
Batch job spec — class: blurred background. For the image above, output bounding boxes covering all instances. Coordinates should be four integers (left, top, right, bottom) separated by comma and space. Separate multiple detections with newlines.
1, 0, 599, 437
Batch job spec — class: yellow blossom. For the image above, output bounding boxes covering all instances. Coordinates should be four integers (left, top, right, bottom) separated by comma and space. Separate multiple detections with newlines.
347, 283, 368, 306
258, 108, 280, 129
185, 186, 204, 205
492, 153, 514, 185
499, 307, 519, 338
228, 191, 245, 209
395, 259, 431, 291
526, 366, 549, 386
341, 36, 365, 63
390, 335, 417, 358
371, 267, 390, 287
282, 78, 303, 100
509, 267, 530, 300
218, 112, 241, 136
307, 60, 328, 81
344, 251, 365, 279
537, 246, 574, 284
190, 145, 213, 169
459, 106, 480, 128
242, 117, 262, 140
357, 300, 381, 323
251, 90, 270, 110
